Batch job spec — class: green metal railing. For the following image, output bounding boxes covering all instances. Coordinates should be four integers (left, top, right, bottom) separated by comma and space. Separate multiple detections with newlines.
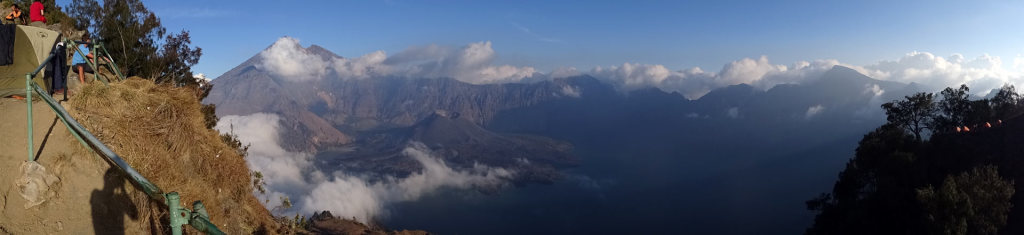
99, 42, 126, 81
66, 39, 126, 84
24, 38, 223, 235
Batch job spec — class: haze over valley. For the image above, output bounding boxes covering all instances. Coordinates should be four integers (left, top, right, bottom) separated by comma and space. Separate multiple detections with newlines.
3, 0, 1021, 234
181, 1, 1024, 234
205, 34, 1024, 233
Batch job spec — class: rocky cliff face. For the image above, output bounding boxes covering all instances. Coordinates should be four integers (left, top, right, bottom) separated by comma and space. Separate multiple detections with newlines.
206, 42, 920, 194
206, 50, 354, 152
312, 76, 582, 130
206, 43, 587, 184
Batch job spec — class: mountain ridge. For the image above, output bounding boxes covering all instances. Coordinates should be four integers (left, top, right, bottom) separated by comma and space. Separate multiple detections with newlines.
206, 40, 936, 234
207, 42, 918, 154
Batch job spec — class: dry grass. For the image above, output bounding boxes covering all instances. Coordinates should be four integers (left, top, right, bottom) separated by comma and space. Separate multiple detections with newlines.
66, 77, 278, 234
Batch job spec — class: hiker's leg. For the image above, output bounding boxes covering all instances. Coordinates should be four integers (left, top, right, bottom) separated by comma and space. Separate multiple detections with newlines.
77, 65, 85, 83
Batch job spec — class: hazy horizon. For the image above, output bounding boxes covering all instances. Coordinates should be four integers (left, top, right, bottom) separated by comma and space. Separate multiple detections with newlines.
53, 0, 1024, 95
161, 1, 1024, 234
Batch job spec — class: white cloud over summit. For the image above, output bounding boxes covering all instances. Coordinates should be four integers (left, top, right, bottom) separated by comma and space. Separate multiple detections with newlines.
589, 57, 843, 99
864, 51, 1023, 96
258, 37, 536, 84
215, 113, 514, 222
585, 52, 1024, 99
258, 37, 330, 81
258, 36, 1024, 99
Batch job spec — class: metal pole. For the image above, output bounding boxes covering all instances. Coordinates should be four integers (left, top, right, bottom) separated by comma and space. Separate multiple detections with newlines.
26, 74, 32, 162
30, 82, 163, 198
67, 40, 107, 86
92, 43, 98, 84
166, 192, 185, 235
99, 43, 124, 81
188, 214, 226, 235
24, 46, 58, 162
32, 83, 90, 152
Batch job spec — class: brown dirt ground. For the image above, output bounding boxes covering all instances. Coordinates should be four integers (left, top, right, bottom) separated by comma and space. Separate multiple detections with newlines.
0, 96, 153, 234
0, 78, 279, 234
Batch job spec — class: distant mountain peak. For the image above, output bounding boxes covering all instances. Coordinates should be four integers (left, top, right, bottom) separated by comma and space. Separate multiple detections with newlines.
828, 64, 858, 73
306, 44, 342, 60
814, 65, 909, 93
553, 74, 600, 86
724, 83, 755, 90
821, 65, 871, 82
699, 83, 758, 101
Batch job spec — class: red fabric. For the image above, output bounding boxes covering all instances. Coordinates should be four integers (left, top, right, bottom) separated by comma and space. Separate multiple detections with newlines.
30, 2, 45, 23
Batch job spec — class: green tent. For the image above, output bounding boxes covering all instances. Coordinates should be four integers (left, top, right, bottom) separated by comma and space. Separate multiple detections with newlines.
0, 25, 60, 97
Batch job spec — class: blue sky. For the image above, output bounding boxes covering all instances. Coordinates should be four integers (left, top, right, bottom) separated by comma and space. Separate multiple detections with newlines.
56, 0, 1024, 79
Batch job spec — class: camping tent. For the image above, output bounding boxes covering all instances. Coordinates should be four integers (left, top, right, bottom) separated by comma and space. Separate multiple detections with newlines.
0, 25, 60, 97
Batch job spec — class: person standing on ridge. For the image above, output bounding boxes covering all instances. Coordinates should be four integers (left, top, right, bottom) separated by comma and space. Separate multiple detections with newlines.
73, 34, 94, 84
5, 4, 22, 24
29, 0, 44, 24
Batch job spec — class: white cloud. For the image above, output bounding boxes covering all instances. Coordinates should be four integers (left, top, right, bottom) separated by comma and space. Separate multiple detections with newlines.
854, 84, 891, 120
215, 113, 316, 205
259, 37, 537, 84
550, 67, 581, 78
392, 41, 537, 84
587, 57, 842, 99
193, 73, 210, 82
719, 56, 787, 86
726, 107, 740, 119
331, 50, 391, 79
754, 60, 843, 88
259, 36, 1024, 98
215, 113, 514, 223
805, 105, 825, 119
864, 84, 885, 97
583, 52, 1024, 99
258, 37, 330, 81
861, 51, 1023, 95
590, 63, 672, 91
560, 85, 582, 98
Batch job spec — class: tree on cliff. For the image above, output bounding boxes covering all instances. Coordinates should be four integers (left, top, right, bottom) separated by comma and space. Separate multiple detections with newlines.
881, 92, 935, 141
66, 0, 202, 87
917, 165, 1015, 235
933, 85, 971, 132
807, 85, 1022, 235
991, 84, 1022, 120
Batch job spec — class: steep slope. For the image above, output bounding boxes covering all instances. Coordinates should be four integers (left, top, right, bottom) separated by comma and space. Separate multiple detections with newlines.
929, 114, 1024, 234
1, 78, 433, 234
206, 47, 352, 152
0, 79, 279, 234
693, 65, 906, 120
0, 97, 140, 234
68, 79, 278, 233
206, 42, 595, 153
806, 96, 1024, 234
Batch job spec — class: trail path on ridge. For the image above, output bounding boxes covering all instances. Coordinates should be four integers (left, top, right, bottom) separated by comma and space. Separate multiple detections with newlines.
0, 97, 148, 234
